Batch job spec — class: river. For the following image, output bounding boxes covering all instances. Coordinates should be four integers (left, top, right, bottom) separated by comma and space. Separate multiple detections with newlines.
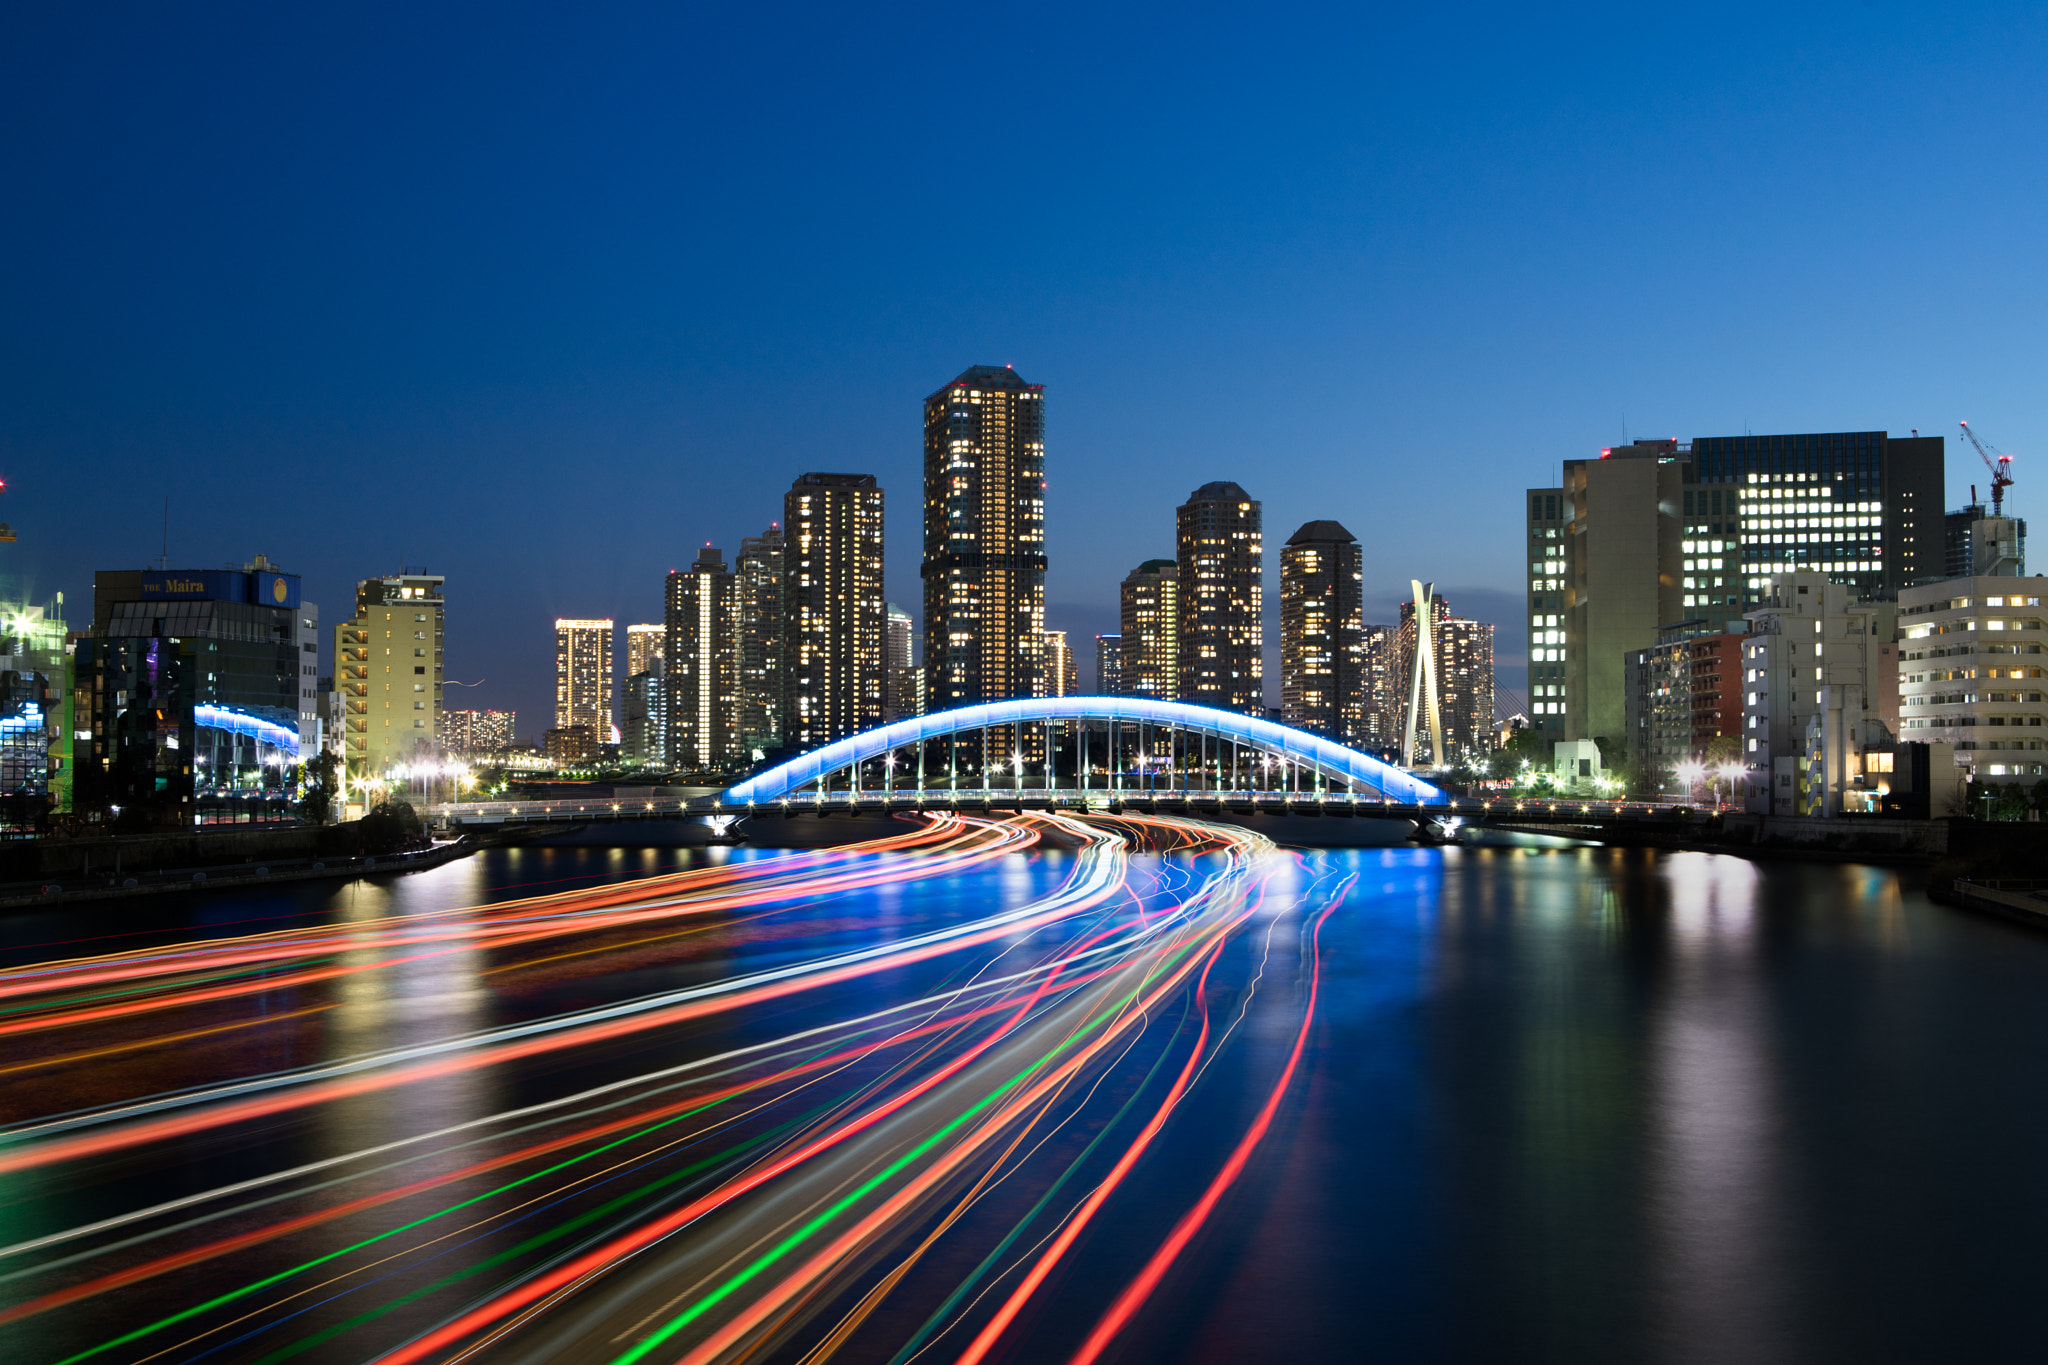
1, 819, 2042, 1364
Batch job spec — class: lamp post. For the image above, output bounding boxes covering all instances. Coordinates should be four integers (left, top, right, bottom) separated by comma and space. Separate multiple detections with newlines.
1675, 759, 1707, 806
1714, 761, 1743, 810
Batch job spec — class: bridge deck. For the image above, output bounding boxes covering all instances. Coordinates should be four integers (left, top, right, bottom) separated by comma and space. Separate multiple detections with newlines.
428, 791, 1710, 827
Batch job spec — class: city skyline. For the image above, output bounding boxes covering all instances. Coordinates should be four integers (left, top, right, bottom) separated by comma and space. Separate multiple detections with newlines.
11, 10, 2046, 735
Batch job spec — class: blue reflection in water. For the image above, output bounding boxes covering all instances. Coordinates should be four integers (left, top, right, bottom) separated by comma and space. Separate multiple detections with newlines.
8, 843, 2048, 1363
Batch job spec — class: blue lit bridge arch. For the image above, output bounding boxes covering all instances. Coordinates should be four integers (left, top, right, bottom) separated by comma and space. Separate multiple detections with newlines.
719, 697, 1447, 808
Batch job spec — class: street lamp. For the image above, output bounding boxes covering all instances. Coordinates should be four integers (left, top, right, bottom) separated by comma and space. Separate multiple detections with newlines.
1675, 759, 1707, 804
1714, 761, 1743, 809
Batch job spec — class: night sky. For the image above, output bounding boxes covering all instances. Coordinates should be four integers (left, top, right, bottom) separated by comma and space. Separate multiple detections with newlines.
6, 3, 2045, 735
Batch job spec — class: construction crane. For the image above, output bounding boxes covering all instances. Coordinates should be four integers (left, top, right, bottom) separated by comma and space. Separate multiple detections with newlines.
1959, 421, 2015, 517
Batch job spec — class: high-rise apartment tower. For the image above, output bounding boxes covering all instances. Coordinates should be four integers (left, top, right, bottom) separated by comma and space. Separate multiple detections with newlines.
922, 366, 1046, 709
736, 526, 787, 755
1119, 559, 1179, 700
665, 547, 739, 771
1278, 522, 1362, 739
785, 473, 885, 749
1177, 482, 1263, 714
1042, 630, 1077, 697
883, 603, 915, 719
555, 619, 614, 742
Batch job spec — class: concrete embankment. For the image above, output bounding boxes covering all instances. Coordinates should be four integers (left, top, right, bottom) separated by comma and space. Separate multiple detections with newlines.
0, 827, 489, 913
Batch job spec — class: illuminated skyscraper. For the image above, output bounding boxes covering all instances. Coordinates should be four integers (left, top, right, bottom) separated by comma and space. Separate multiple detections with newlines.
1119, 559, 1178, 700
554, 618, 614, 742
923, 365, 1046, 708
1397, 590, 1495, 765
444, 708, 516, 756
625, 623, 664, 683
1096, 634, 1124, 696
736, 525, 786, 754
883, 603, 914, 719
1279, 521, 1361, 739
1357, 622, 1396, 753
1176, 482, 1263, 714
665, 547, 739, 771
1042, 630, 1077, 697
785, 473, 885, 749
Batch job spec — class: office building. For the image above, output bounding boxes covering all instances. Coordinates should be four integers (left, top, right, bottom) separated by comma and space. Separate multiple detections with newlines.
736, 526, 786, 754
786, 473, 886, 749
554, 618, 614, 743
444, 708, 516, 756
332, 570, 444, 783
883, 603, 915, 719
0, 588, 69, 824
626, 623, 664, 683
1899, 576, 2047, 784
1278, 522, 1361, 739
1741, 573, 1900, 815
1119, 559, 1179, 700
77, 558, 309, 824
666, 547, 740, 771
1096, 634, 1124, 696
1042, 630, 1077, 697
923, 365, 1046, 708
1177, 482, 1263, 714
1528, 431, 1942, 747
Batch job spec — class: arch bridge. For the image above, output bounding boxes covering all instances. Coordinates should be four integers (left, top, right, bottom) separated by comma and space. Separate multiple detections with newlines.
717, 697, 1447, 811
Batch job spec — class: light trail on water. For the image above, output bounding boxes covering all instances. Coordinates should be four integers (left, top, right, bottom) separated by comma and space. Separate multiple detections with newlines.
1, 810, 1359, 1365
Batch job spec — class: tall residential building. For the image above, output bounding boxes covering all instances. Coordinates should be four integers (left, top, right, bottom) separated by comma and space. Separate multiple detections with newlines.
335, 571, 444, 781
1395, 591, 1494, 765
622, 666, 666, 766
1042, 630, 1077, 697
1118, 559, 1179, 700
1278, 522, 1362, 739
1436, 616, 1496, 763
1357, 623, 1396, 754
923, 365, 1046, 709
626, 623, 665, 683
1527, 431, 1943, 746
555, 619, 615, 742
1096, 634, 1124, 696
736, 525, 786, 755
665, 547, 739, 771
883, 603, 915, 719
784, 473, 885, 750
1623, 628, 1745, 795
1176, 482, 1263, 714
444, 709, 516, 755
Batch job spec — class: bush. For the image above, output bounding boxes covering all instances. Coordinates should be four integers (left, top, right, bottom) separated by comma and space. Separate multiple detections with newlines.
356, 800, 427, 855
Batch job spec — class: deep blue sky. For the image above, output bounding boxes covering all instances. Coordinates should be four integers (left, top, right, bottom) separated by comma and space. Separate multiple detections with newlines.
6, 3, 2046, 734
